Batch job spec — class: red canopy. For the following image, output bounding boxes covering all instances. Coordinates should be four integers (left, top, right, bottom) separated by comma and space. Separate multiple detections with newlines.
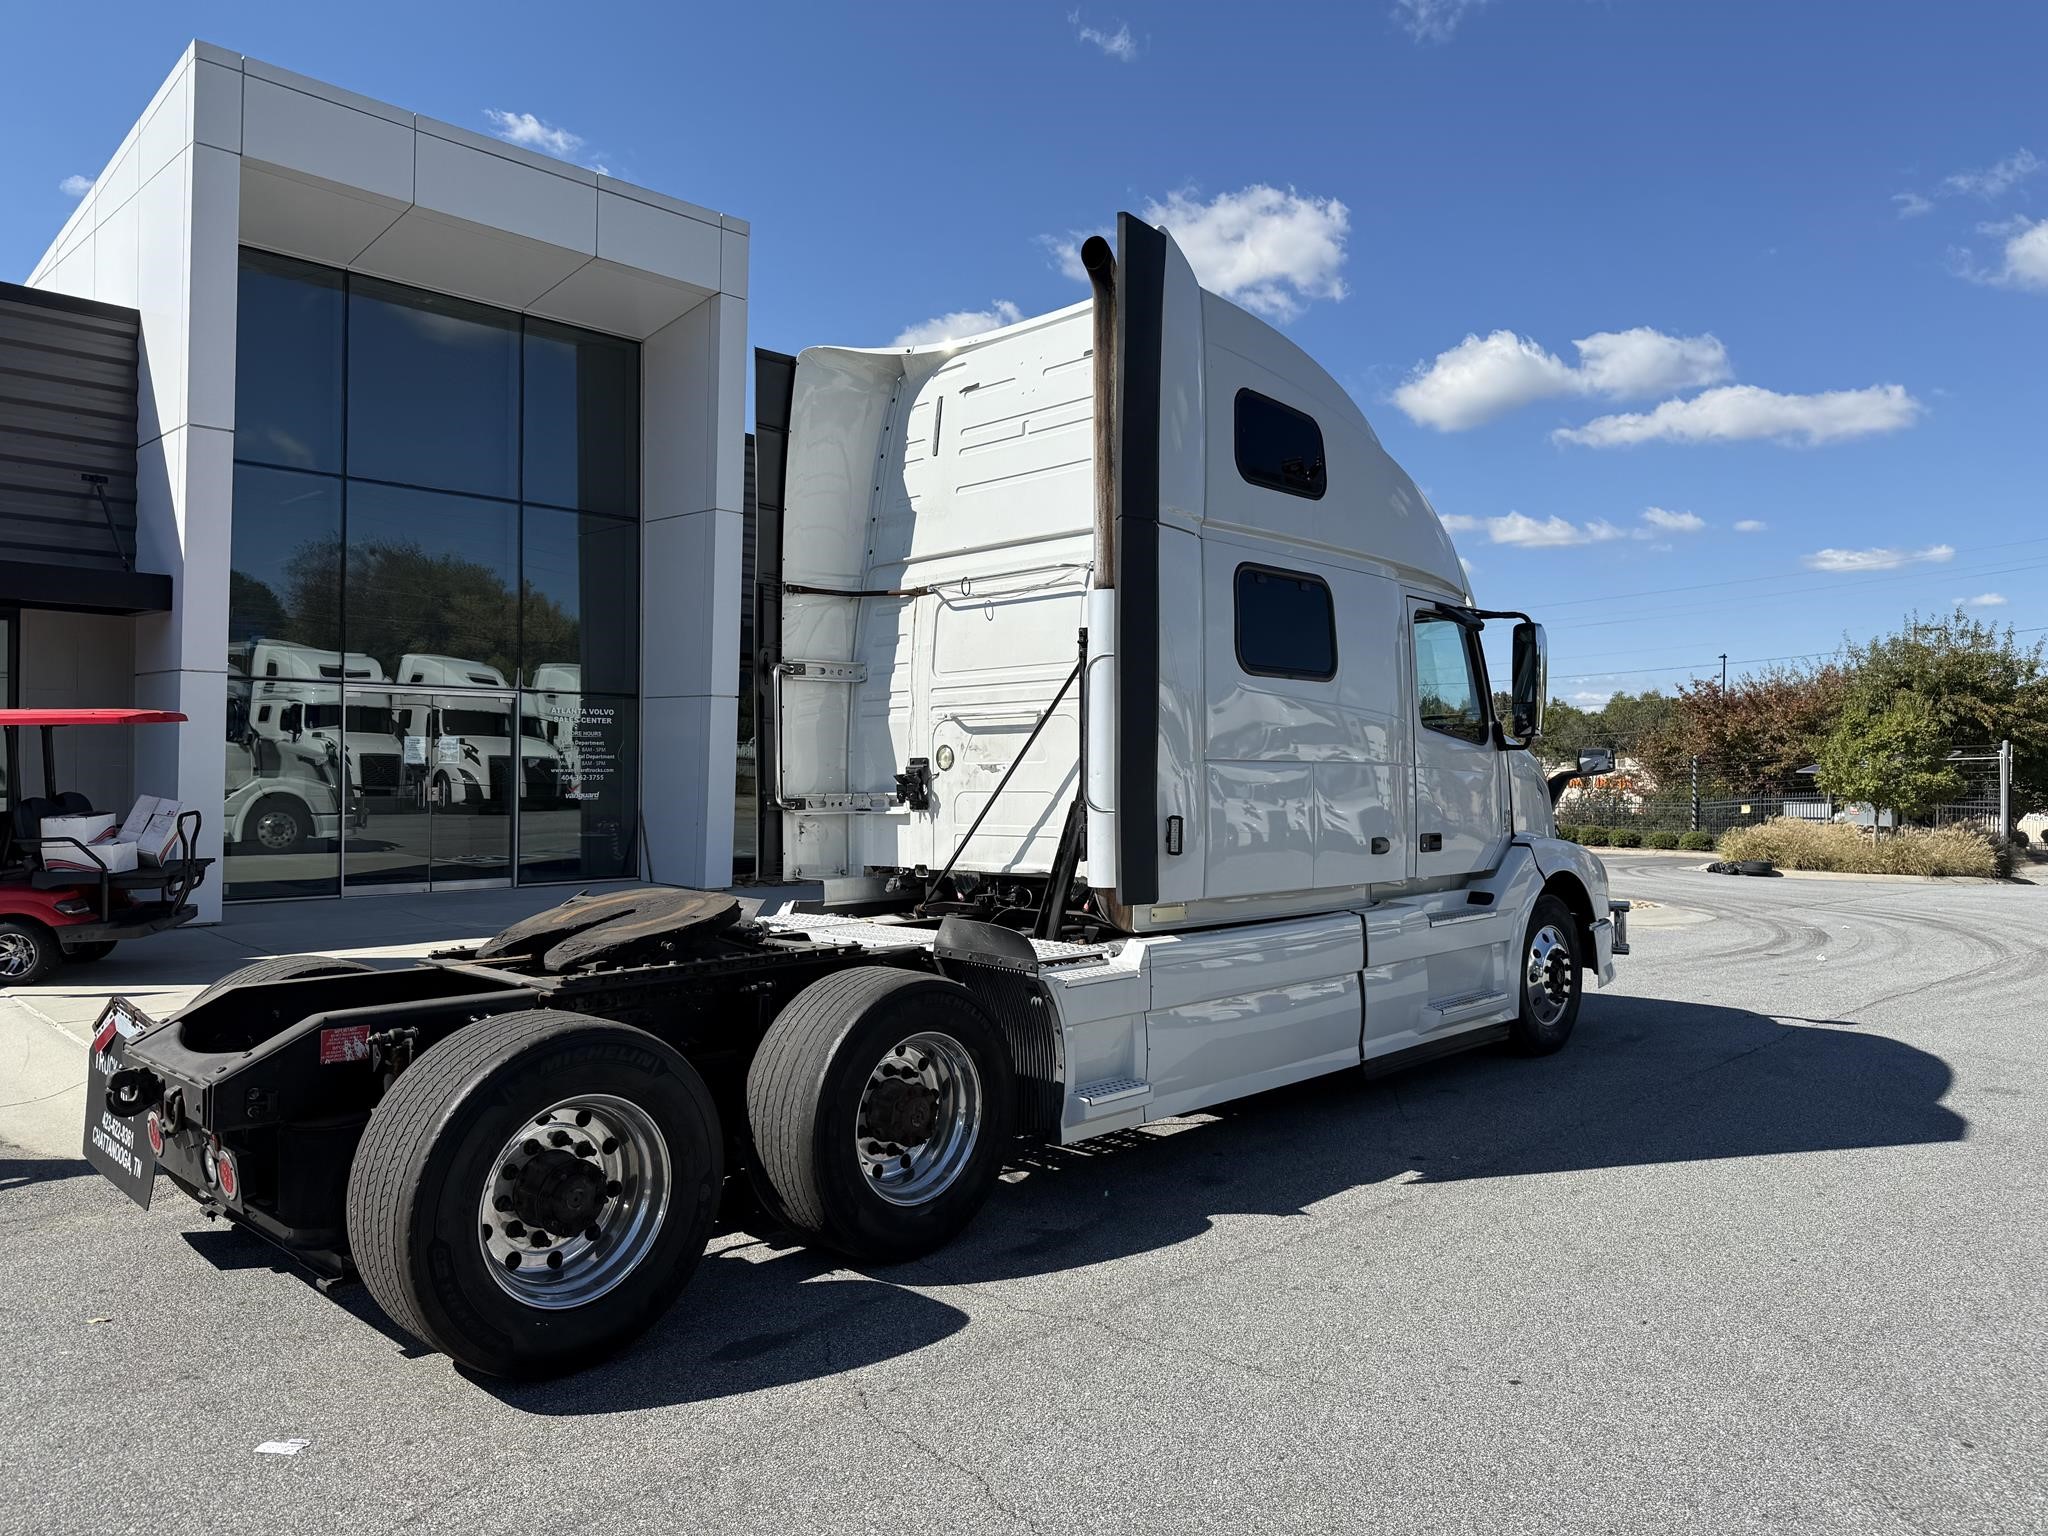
0, 709, 188, 727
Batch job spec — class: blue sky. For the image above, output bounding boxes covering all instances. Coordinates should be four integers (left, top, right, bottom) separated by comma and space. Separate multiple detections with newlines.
6, 1, 2043, 704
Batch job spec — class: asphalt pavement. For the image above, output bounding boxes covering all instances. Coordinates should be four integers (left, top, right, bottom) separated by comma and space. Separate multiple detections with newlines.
3, 859, 2044, 1534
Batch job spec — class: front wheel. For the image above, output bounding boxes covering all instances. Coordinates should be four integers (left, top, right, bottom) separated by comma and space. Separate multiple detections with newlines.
246, 795, 310, 854
0, 919, 60, 987
1508, 894, 1583, 1056
746, 967, 1015, 1263
344, 1010, 723, 1378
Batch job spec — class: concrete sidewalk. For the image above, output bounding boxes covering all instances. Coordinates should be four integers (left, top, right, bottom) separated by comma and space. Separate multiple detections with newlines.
0, 881, 810, 1160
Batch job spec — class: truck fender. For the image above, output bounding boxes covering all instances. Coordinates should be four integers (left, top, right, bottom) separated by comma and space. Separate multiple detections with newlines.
930, 918, 1066, 1141
1515, 835, 1612, 977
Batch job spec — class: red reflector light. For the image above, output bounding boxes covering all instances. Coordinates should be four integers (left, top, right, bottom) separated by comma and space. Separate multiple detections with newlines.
147, 1112, 164, 1156
216, 1148, 238, 1199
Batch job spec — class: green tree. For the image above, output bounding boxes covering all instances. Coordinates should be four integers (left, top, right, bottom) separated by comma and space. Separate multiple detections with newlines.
1814, 690, 1963, 819
1830, 610, 2048, 814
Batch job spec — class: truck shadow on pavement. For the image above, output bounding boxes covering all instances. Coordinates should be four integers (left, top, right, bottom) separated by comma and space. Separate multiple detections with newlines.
479, 994, 1965, 1415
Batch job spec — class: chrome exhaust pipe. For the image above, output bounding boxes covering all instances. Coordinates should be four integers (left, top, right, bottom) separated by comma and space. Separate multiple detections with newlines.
1082, 234, 1117, 590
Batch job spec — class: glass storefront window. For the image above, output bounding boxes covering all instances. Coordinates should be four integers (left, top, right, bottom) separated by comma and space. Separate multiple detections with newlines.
235, 253, 344, 474
345, 482, 519, 686
223, 676, 345, 898
226, 251, 644, 899
347, 278, 520, 500
518, 692, 638, 883
524, 320, 639, 516
228, 465, 342, 662
521, 506, 639, 692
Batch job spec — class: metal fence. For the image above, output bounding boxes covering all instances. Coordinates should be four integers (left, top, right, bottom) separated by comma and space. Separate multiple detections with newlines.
1549, 741, 2014, 839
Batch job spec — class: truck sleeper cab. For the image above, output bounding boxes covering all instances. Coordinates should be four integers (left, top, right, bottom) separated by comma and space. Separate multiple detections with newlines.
82, 214, 1625, 1379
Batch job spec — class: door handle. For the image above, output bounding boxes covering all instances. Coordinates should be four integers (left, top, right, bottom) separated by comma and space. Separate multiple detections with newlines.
1419, 833, 1443, 852
1370, 836, 1390, 855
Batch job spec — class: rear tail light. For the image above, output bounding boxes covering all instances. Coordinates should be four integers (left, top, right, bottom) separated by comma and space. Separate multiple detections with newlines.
216, 1148, 239, 1200
146, 1112, 164, 1157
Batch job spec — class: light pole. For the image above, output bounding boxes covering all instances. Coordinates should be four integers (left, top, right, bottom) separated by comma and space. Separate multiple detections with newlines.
1719, 653, 1728, 692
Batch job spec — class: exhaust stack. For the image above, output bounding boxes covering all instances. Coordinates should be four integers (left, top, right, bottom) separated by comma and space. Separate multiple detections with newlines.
1081, 234, 1117, 590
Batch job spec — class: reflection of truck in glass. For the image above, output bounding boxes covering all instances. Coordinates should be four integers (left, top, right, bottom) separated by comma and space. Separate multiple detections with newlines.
223, 691, 361, 854
393, 655, 563, 810
231, 641, 401, 799
525, 663, 583, 798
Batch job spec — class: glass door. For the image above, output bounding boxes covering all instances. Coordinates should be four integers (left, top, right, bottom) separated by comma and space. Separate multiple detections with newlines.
345, 690, 515, 891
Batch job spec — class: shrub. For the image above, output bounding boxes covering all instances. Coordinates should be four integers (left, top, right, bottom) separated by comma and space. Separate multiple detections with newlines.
1610, 828, 1644, 848
1581, 827, 1611, 847
1646, 830, 1681, 850
1716, 817, 1998, 877
1678, 831, 1715, 852
1554, 824, 1580, 843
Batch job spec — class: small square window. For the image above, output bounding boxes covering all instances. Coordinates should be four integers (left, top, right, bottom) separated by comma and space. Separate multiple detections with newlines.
1234, 565, 1337, 680
1235, 389, 1327, 499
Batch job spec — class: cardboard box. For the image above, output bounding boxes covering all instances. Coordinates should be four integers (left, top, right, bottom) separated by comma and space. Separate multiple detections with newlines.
119, 795, 167, 841
136, 812, 189, 867
41, 813, 117, 870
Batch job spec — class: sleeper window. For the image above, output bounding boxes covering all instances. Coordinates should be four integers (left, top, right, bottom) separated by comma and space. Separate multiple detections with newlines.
1235, 566, 1337, 680
1413, 616, 1488, 744
1234, 390, 1327, 499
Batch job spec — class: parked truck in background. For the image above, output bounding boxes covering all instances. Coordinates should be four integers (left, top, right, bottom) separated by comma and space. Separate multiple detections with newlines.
82, 214, 1626, 1378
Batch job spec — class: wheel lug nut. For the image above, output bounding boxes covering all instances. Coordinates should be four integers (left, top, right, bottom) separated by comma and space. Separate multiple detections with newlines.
549, 1130, 571, 1147
575, 1141, 595, 1158
530, 1230, 551, 1248
523, 1139, 542, 1156
501, 1163, 520, 1179
504, 1220, 526, 1238
494, 1195, 513, 1212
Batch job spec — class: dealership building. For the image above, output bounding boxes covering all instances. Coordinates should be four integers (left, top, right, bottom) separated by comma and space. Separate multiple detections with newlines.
7, 42, 750, 921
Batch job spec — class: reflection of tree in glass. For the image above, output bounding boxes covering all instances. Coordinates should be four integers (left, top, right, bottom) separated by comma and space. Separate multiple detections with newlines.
231, 538, 580, 680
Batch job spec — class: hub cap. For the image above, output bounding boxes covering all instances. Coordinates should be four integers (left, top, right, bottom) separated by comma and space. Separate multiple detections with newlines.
1525, 923, 1574, 1027
254, 810, 299, 850
477, 1094, 671, 1310
854, 1032, 982, 1207
0, 931, 39, 978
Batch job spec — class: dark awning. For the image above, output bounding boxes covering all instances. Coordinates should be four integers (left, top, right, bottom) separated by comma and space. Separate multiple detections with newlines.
0, 558, 171, 615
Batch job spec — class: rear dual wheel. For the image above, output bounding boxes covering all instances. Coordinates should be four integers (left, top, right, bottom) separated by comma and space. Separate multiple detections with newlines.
345, 1011, 721, 1378
746, 967, 1014, 1263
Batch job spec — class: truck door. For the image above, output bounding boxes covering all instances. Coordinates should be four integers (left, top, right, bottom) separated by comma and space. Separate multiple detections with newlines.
1406, 602, 1508, 880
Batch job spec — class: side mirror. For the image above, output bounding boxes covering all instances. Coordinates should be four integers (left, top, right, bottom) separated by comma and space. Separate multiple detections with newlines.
1510, 620, 1547, 743
1578, 747, 1615, 777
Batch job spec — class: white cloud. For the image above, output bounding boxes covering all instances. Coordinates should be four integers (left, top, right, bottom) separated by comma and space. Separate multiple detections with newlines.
1802, 544, 1955, 573
59, 174, 91, 199
1941, 148, 2040, 200
1640, 506, 1705, 533
1484, 513, 1631, 548
893, 301, 1024, 347
1961, 592, 2008, 608
1949, 217, 2048, 292
1555, 383, 1922, 448
1392, 326, 1729, 431
1140, 185, 1349, 322
1438, 513, 1480, 532
1570, 688, 1614, 707
1393, 0, 1488, 43
1733, 518, 1768, 532
1040, 184, 1349, 323
1572, 329, 1733, 398
1892, 191, 1934, 219
483, 109, 584, 160
1070, 11, 1138, 61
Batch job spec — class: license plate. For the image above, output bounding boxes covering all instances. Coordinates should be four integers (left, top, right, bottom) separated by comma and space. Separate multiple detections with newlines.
82, 1000, 158, 1209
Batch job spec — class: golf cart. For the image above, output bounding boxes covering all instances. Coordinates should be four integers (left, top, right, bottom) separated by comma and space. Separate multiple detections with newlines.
0, 708, 210, 985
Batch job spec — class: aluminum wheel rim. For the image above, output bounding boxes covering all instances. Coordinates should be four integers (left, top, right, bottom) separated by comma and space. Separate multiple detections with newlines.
0, 932, 39, 978
254, 809, 299, 850
477, 1093, 671, 1310
1525, 923, 1573, 1027
855, 1031, 983, 1207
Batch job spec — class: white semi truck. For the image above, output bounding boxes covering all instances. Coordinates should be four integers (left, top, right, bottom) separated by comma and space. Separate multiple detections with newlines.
83, 215, 1624, 1378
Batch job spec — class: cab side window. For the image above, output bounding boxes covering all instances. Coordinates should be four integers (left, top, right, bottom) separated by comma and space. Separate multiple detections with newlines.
1235, 565, 1337, 680
1234, 390, 1327, 500
1413, 616, 1488, 744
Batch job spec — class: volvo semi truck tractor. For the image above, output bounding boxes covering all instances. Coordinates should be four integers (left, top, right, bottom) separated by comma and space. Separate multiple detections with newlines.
81, 214, 1626, 1378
